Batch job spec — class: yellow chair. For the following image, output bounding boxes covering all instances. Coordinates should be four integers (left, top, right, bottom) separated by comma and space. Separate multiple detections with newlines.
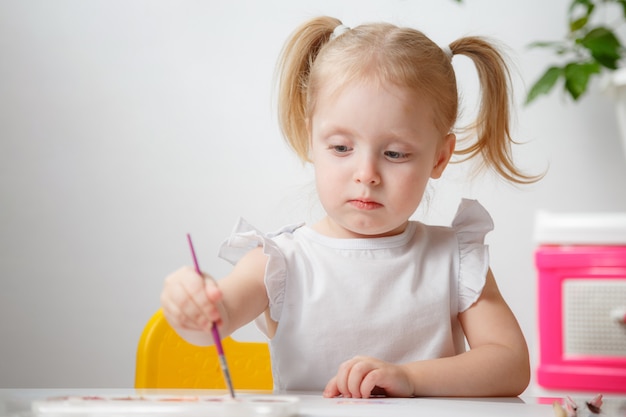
135, 309, 273, 390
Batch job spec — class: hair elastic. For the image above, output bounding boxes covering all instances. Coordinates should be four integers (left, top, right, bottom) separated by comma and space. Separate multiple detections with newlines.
330, 24, 350, 40
441, 45, 453, 60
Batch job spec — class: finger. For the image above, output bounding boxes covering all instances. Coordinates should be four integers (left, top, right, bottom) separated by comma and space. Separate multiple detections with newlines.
171, 270, 209, 320
162, 284, 208, 331
161, 273, 195, 328
160, 295, 186, 328
184, 274, 226, 330
334, 358, 356, 397
201, 276, 225, 326
347, 359, 375, 398
323, 376, 340, 398
359, 369, 381, 399
203, 275, 223, 303
181, 267, 214, 307
163, 267, 213, 329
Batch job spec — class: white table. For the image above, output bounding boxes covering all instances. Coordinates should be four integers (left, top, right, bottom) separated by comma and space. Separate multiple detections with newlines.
1, 389, 624, 417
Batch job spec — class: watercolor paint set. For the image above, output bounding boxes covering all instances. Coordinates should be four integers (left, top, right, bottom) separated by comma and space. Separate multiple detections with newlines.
31, 394, 300, 417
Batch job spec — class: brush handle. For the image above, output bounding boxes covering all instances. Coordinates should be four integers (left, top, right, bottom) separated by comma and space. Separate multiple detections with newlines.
211, 326, 225, 355
186, 233, 235, 398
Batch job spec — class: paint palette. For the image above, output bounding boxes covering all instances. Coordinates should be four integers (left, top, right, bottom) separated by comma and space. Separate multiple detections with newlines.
31, 394, 300, 416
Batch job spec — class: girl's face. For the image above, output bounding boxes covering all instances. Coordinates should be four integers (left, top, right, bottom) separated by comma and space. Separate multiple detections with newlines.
309, 80, 455, 239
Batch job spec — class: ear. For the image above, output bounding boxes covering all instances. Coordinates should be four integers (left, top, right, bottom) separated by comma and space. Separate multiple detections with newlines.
430, 133, 456, 179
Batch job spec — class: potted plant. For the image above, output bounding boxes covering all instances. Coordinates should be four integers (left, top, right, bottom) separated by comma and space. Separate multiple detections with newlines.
525, 0, 626, 157
525, 0, 624, 103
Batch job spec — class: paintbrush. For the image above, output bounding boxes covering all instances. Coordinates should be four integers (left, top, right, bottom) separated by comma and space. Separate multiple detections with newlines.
187, 233, 236, 398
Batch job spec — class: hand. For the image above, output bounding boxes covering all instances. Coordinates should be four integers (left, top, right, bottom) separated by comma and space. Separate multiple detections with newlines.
323, 356, 414, 399
160, 266, 225, 334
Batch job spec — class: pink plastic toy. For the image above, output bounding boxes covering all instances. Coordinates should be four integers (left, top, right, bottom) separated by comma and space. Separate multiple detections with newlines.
535, 210, 626, 392
536, 244, 626, 392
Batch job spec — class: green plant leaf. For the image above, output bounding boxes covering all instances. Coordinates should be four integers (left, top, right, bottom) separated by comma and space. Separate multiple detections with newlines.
528, 40, 559, 48
568, 0, 595, 29
579, 27, 622, 69
569, 16, 588, 32
526, 67, 563, 104
563, 61, 600, 100
528, 40, 571, 55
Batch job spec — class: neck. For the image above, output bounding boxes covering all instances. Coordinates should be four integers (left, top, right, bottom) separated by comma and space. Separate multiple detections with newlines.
312, 216, 409, 239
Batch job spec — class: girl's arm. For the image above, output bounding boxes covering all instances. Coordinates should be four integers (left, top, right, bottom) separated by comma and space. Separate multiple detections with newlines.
324, 269, 530, 398
407, 268, 530, 396
160, 247, 269, 346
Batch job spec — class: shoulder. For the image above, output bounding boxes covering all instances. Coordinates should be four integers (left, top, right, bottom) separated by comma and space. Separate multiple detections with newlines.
218, 218, 305, 265
234, 246, 268, 273
415, 199, 494, 245
451, 199, 494, 238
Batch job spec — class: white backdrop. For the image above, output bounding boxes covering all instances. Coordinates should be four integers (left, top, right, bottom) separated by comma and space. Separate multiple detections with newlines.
1, 0, 625, 390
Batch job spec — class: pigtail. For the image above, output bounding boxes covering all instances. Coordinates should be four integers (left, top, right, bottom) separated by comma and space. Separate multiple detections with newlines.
449, 37, 541, 184
276, 16, 342, 161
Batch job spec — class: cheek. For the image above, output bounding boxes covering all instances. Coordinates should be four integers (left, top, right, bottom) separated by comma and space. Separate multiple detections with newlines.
313, 161, 347, 203
314, 164, 337, 193
313, 172, 337, 211
394, 166, 431, 199
396, 163, 430, 184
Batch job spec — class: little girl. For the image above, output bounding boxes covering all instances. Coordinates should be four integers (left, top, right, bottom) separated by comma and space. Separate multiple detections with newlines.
161, 16, 536, 398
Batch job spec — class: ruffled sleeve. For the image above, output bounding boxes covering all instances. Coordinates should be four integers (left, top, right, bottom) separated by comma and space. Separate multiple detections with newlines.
217, 218, 304, 328
451, 199, 494, 312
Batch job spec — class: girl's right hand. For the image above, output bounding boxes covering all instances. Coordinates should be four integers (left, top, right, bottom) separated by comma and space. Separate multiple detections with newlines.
160, 266, 224, 334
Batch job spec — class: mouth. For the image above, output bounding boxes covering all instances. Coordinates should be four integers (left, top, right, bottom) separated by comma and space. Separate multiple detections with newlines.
349, 199, 383, 210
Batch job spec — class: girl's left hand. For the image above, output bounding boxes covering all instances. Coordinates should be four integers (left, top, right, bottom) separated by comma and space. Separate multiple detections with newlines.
323, 356, 413, 398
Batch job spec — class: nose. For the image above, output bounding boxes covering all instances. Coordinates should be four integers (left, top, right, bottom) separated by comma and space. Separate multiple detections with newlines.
353, 154, 381, 185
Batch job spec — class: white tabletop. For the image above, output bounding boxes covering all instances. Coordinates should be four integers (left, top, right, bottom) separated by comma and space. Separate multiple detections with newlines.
1, 389, 625, 417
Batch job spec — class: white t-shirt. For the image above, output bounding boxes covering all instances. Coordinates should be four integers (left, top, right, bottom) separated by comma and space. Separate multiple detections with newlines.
218, 199, 493, 392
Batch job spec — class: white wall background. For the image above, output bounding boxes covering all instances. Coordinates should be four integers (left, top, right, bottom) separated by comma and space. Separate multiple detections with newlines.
1, 0, 625, 390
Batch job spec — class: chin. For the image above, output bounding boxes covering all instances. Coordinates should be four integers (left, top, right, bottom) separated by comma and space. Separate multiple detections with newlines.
347, 222, 407, 238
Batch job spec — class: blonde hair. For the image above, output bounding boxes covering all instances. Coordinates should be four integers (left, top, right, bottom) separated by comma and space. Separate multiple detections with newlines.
277, 16, 540, 184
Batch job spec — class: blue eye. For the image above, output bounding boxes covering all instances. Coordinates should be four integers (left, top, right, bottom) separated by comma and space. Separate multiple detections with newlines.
331, 145, 351, 153
384, 150, 408, 160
